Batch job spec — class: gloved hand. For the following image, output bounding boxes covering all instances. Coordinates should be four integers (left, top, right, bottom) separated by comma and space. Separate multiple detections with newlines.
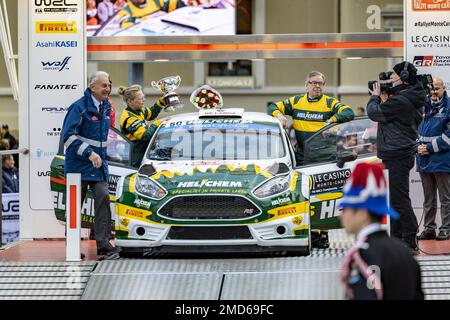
276, 113, 288, 129
157, 96, 167, 107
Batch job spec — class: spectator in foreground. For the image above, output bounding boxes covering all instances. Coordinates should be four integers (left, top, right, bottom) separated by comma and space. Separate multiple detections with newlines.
340, 162, 423, 300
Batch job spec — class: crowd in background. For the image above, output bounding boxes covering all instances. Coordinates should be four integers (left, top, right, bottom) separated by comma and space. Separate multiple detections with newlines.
87, 0, 127, 26
0, 124, 17, 151
1, 124, 19, 194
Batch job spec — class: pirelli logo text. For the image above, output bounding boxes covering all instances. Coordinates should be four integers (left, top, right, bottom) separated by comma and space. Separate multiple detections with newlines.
36, 21, 77, 34
277, 206, 297, 217
125, 209, 144, 219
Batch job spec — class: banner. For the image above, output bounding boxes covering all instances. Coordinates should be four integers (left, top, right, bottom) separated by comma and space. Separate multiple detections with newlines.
405, 0, 450, 88
405, 0, 450, 210
29, 0, 86, 210
1, 193, 19, 244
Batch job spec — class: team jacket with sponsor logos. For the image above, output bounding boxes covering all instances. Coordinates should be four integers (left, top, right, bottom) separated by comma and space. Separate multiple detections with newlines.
416, 92, 450, 173
119, 99, 164, 142
62, 89, 111, 181
267, 94, 354, 158
118, 0, 185, 29
120, 100, 164, 167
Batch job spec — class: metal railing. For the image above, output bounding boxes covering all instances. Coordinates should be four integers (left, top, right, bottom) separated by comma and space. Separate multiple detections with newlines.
0, 148, 28, 248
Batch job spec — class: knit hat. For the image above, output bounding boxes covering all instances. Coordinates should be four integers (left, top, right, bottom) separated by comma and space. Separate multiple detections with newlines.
392, 61, 417, 84
339, 162, 399, 219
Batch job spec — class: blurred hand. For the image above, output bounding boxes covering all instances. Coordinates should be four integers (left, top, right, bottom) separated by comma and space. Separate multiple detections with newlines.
89, 151, 103, 168
276, 113, 288, 128
417, 144, 430, 155
325, 119, 334, 125
369, 81, 381, 96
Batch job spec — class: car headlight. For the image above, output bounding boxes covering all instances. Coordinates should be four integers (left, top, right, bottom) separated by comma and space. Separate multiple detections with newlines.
252, 174, 290, 198
135, 175, 167, 200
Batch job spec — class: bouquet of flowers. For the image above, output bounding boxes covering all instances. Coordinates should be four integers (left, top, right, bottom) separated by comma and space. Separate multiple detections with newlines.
190, 85, 223, 110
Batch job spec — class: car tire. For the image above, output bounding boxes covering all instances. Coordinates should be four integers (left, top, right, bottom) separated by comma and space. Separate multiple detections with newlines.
283, 246, 310, 256
118, 248, 143, 258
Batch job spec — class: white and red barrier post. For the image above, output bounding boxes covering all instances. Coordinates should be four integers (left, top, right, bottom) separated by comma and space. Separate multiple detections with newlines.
66, 173, 81, 262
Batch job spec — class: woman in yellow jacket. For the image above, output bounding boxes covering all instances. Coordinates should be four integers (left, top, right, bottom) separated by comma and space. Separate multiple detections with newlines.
118, 84, 165, 166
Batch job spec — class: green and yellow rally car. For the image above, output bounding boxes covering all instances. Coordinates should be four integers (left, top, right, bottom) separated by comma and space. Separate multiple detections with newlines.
50, 107, 378, 257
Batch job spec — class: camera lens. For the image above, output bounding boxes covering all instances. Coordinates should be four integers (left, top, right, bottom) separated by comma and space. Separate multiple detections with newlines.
378, 72, 392, 81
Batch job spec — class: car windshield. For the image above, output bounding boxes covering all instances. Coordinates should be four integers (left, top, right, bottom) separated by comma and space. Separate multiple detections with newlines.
146, 119, 286, 161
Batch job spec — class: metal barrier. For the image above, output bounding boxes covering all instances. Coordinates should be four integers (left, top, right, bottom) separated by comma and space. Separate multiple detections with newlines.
0, 148, 28, 248
66, 173, 82, 262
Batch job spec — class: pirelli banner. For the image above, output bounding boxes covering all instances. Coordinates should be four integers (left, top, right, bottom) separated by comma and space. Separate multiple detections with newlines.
405, 0, 450, 89
29, 0, 86, 210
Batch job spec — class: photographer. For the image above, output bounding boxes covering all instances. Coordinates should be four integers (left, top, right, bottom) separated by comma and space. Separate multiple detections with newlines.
367, 61, 426, 254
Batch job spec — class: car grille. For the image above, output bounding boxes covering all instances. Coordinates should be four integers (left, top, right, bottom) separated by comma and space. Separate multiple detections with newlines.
166, 226, 253, 240
158, 196, 261, 220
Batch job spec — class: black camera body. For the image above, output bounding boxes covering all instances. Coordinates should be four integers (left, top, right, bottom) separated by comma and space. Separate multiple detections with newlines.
417, 74, 434, 95
368, 71, 395, 94
368, 80, 394, 93
378, 71, 393, 81
368, 71, 434, 95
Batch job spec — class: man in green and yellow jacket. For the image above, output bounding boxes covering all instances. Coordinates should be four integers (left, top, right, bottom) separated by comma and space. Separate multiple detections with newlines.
118, 0, 199, 29
268, 71, 355, 249
267, 71, 355, 165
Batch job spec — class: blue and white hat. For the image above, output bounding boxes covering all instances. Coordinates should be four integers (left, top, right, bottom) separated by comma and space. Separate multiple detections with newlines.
339, 162, 399, 220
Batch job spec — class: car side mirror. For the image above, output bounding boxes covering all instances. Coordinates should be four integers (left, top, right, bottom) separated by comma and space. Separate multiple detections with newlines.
336, 151, 357, 168
139, 164, 156, 176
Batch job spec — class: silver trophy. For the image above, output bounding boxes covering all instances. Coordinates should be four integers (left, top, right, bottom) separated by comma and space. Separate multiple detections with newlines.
151, 76, 183, 112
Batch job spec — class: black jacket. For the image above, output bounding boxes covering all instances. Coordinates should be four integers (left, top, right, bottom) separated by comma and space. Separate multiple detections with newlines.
367, 83, 426, 160
346, 230, 424, 300
2, 166, 19, 193
3, 132, 17, 149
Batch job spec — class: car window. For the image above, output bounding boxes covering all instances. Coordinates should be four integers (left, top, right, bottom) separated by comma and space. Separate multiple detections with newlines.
147, 121, 286, 161
107, 129, 131, 165
303, 118, 377, 165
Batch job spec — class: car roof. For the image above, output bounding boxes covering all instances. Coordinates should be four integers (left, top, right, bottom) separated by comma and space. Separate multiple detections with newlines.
164, 111, 279, 124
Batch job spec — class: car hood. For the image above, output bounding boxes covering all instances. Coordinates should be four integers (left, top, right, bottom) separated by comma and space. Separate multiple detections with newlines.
138, 160, 287, 193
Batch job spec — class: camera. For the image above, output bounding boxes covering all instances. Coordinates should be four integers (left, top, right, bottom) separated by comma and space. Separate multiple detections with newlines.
378, 71, 393, 81
368, 70, 434, 95
368, 71, 395, 94
368, 80, 394, 93
417, 74, 434, 95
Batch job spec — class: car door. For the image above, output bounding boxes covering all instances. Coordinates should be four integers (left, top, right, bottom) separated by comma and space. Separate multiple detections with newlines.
50, 127, 139, 228
296, 117, 379, 231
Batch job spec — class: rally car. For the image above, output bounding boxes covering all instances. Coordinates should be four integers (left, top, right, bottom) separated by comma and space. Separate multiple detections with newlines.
50, 108, 378, 257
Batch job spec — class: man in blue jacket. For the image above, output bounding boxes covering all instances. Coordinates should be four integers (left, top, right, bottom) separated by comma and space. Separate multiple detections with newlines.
62, 71, 116, 256
416, 77, 450, 241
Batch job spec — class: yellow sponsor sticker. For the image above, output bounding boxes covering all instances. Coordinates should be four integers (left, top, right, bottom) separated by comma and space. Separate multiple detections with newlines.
277, 206, 297, 217
125, 208, 144, 219
116, 204, 152, 223
292, 216, 303, 225
120, 218, 130, 227
266, 201, 308, 222
36, 21, 77, 34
